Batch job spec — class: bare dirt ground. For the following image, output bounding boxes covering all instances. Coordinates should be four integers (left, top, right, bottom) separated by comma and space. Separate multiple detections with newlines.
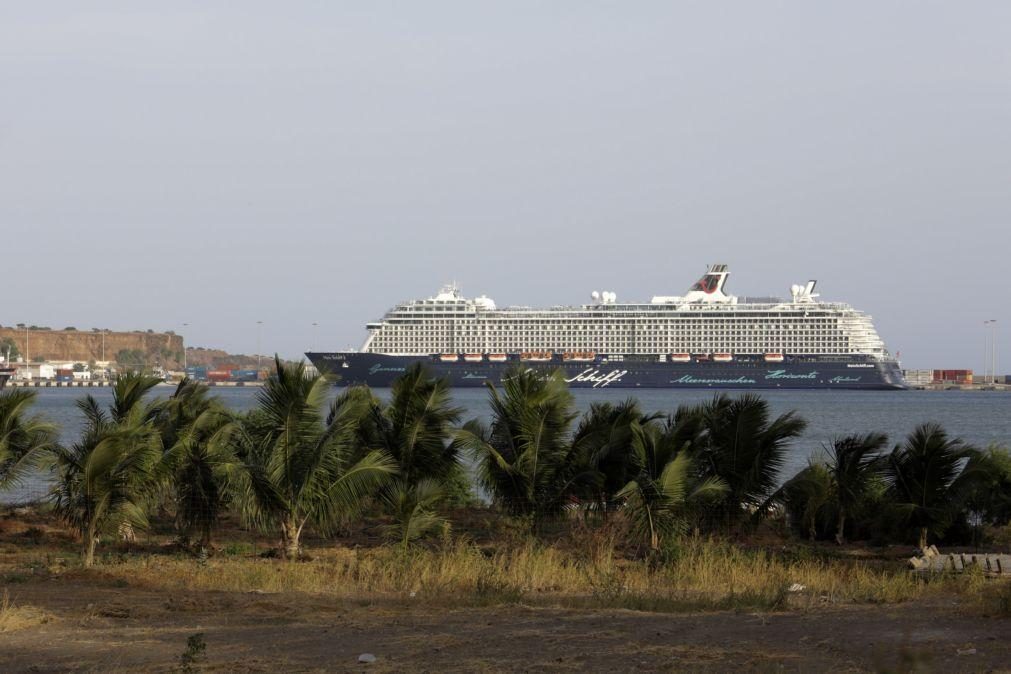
2, 573, 1009, 673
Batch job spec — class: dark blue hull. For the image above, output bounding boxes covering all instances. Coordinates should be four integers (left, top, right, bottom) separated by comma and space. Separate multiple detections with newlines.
306, 352, 907, 390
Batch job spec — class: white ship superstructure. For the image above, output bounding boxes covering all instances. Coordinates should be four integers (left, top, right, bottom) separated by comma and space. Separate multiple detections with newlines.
361, 265, 890, 360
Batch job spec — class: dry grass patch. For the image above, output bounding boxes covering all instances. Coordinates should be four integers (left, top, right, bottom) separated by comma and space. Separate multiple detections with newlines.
92, 538, 981, 613
0, 589, 52, 632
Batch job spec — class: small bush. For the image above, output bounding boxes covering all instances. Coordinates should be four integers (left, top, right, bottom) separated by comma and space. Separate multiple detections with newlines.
984, 582, 1011, 617
179, 632, 207, 672
222, 543, 254, 557
19, 528, 45, 545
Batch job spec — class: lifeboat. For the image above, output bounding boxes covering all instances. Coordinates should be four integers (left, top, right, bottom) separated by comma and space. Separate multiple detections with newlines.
439, 354, 459, 362
562, 351, 596, 362
670, 353, 691, 363
487, 354, 508, 362
694, 353, 710, 362
764, 353, 785, 363
713, 353, 733, 362
520, 352, 553, 362
463, 354, 483, 362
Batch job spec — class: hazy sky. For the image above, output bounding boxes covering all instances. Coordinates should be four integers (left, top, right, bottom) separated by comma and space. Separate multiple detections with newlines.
1, 2, 1008, 370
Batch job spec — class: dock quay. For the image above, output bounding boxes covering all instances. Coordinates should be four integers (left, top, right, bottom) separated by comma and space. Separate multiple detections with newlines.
907, 384, 1009, 392
9, 380, 114, 388
7, 380, 263, 388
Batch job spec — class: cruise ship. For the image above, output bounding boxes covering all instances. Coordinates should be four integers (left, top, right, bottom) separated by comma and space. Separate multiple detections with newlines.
306, 265, 906, 390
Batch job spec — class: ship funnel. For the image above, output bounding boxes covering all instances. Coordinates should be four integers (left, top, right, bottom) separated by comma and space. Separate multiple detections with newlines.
792, 279, 820, 303
688, 264, 730, 295
684, 264, 734, 304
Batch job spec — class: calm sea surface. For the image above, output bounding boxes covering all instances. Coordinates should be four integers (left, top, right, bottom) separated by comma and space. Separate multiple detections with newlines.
5, 386, 1011, 502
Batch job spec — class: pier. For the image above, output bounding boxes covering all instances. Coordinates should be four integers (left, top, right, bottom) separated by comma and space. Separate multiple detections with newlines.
7, 380, 263, 388
9, 380, 114, 388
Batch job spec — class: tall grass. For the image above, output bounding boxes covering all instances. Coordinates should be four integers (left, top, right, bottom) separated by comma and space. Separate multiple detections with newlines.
0, 589, 50, 632
97, 538, 969, 612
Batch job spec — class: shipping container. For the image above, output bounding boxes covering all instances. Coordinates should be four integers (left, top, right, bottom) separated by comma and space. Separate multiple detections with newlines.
55, 375, 73, 382
932, 369, 973, 383
901, 369, 933, 386
185, 366, 208, 381
230, 369, 258, 382
207, 370, 232, 382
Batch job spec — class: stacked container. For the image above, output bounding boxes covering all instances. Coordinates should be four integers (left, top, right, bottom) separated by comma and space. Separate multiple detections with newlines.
932, 369, 973, 384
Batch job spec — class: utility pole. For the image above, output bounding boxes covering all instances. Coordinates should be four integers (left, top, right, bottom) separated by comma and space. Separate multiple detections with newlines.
182, 323, 188, 370
984, 320, 992, 384
25, 325, 29, 364
992, 320, 998, 385
312, 322, 318, 352
256, 321, 263, 370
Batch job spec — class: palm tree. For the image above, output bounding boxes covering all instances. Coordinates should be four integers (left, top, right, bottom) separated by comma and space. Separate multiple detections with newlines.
236, 358, 396, 559
780, 462, 834, 541
457, 368, 587, 528
618, 419, 726, 551
824, 432, 888, 544
354, 364, 463, 487
50, 373, 164, 567
159, 379, 241, 549
885, 423, 987, 550
0, 389, 57, 492
570, 399, 661, 517
688, 394, 807, 529
380, 478, 450, 553
960, 445, 1011, 545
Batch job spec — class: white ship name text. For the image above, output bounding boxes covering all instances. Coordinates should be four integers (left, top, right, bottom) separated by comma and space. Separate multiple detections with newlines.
765, 370, 819, 380
565, 368, 629, 388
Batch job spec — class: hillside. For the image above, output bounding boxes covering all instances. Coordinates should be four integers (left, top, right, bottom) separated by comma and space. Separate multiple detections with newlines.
0, 326, 265, 372
0, 327, 183, 368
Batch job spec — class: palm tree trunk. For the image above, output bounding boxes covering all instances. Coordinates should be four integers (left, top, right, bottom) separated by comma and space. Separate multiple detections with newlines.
647, 506, 658, 552
199, 523, 212, 551
835, 511, 846, 545
281, 516, 301, 559
918, 527, 928, 552
82, 521, 98, 568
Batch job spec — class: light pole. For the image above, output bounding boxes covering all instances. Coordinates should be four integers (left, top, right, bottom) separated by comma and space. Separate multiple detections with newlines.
984, 320, 992, 384
991, 320, 998, 385
256, 321, 263, 370
312, 322, 318, 352
25, 325, 29, 364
